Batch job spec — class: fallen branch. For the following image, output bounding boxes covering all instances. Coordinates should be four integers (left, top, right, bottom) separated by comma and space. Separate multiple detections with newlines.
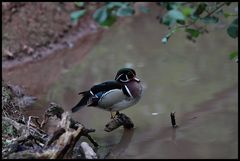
80, 142, 97, 159
5, 103, 98, 159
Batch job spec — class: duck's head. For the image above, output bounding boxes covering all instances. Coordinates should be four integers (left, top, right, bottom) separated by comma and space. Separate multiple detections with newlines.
115, 68, 140, 83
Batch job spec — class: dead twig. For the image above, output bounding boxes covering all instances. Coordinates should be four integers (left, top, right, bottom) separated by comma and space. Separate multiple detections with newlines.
44, 128, 66, 148
40, 102, 64, 129
170, 112, 178, 128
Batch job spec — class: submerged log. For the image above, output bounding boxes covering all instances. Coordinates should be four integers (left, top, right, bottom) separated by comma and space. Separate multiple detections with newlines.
104, 113, 134, 132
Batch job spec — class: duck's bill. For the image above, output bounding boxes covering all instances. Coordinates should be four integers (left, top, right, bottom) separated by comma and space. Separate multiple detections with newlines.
134, 77, 140, 82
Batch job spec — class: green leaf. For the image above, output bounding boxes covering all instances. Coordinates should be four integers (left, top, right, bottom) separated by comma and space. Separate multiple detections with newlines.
99, 15, 117, 27
181, 7, 193, 17
185, 28, 200, 38
161, 9, 185, 26
139, 5, 150, 14
106, 2, 127, 9
74, 2, 85, 7
168, 9, 185, 20
201, 16, 219, 24
193, 3, 207, 16
229, 51, 238, 61
70, 10, 86, 23
116, 6, 134, 17
93, 7, 118, 27
227, 18, 238, 38
93, 7, 108, 24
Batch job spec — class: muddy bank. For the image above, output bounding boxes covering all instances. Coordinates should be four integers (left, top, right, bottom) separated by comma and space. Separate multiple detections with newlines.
2, 31, 103, 98
2, 2, 104, 97
2, 2, 102, 67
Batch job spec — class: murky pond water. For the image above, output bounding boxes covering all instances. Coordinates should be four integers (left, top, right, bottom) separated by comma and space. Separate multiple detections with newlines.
2, 3, 238, 159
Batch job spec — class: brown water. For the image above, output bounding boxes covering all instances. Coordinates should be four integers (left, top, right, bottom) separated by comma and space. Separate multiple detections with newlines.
2, 3, 238, 159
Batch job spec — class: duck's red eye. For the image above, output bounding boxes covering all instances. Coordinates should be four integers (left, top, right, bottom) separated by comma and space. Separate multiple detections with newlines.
128, 72, 134, 79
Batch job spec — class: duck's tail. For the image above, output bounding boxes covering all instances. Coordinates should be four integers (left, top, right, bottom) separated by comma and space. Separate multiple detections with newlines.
71, 91, 91, 113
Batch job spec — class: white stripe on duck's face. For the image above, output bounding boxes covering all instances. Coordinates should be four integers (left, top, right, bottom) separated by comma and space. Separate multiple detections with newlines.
115, 73, 130, 82
115, 73, 123, 81
115, 68, 141, 83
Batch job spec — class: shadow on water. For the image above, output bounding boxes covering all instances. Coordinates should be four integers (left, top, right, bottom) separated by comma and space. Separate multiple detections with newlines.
2, 3, 238, 159
105, 128, 135, 159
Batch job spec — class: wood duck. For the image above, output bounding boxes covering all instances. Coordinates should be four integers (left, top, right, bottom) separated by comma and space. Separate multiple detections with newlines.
71, 68, 143, 118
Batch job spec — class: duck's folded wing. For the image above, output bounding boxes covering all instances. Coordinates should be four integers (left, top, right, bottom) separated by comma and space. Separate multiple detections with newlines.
90, 81, 122, 94
87, 81, 123, 107
90, 81, 132, 97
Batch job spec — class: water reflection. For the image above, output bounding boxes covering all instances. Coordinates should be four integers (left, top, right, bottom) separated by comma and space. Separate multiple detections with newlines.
105, 128, 135, 159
